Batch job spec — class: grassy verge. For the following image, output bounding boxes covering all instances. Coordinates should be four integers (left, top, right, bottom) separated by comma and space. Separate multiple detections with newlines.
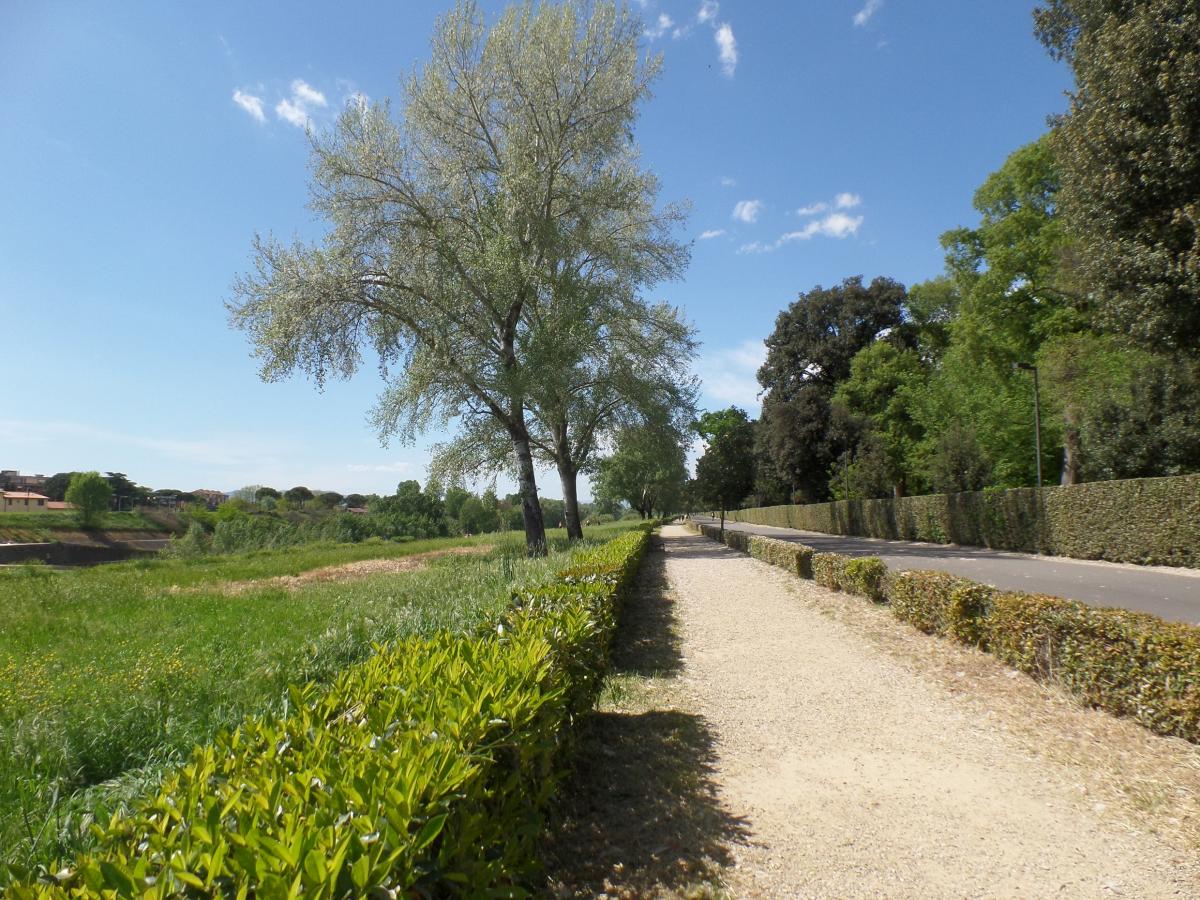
0, 523, 634, 872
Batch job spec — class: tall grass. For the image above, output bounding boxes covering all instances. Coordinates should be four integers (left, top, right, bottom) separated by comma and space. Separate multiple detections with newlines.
0, 524, 634, 871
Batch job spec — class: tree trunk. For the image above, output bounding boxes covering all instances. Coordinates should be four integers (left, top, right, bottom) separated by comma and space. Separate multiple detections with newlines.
509, 422, 547, 557
1061, 406, 1082, 485
557, 460, 584, 541
719, 505, 725, 540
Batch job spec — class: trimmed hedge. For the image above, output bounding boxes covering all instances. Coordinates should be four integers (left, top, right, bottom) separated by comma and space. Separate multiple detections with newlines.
693, 523, 1200, 743
727, 473, 1200, 567
9, 529, 650, 898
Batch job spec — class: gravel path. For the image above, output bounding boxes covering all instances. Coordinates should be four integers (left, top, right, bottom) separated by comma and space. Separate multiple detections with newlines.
660, 525, 1197, 898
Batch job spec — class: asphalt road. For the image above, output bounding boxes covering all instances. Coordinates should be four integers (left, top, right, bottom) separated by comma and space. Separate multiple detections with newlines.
690, 516, 1200, 625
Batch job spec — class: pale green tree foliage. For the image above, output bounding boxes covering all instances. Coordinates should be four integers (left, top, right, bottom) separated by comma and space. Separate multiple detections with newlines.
229, 1, 682, 555
65, 471, 112, 529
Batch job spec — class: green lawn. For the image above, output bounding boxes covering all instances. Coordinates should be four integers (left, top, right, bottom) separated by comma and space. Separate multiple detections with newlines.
0, 522, 636, 872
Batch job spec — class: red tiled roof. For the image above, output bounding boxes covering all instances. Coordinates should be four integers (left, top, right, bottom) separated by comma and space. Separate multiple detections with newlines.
2, 491, 49, 500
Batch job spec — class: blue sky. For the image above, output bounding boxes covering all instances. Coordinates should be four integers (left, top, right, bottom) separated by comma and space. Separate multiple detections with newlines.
1, 1, 1069, 498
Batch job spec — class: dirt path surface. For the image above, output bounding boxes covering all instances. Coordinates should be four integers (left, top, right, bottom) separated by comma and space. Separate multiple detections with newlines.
549, 526, 1200, 898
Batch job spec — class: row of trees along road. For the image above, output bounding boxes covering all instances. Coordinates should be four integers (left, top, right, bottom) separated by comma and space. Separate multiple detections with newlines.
740, 0, 1200, 506
230, 0, 697, 555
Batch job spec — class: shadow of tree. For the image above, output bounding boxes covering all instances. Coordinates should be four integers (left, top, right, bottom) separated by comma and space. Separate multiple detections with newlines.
542, 535, 752, 897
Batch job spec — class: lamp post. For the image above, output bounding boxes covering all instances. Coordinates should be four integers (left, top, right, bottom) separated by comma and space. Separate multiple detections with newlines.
1013, 362, 1043, 489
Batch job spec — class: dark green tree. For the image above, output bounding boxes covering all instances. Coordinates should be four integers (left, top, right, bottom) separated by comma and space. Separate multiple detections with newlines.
694, 407, 756, 535
1035, 0, 1200, 349
283, 486, 313, 508
254, 486, 281, 502
593, 423, 688, 518
42, 472, 77, 502
757, 276, 907, 501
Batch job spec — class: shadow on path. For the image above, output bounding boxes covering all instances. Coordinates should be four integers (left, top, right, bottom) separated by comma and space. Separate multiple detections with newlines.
542, 534, 751, 897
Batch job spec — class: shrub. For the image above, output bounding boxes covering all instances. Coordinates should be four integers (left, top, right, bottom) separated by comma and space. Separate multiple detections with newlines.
888, 571, 994, 644
8, 529, 651, 897
983, 593, 1200, 741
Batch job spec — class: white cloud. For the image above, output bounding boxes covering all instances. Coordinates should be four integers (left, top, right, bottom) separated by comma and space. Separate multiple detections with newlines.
720, 176, 737, 188
732, 199, 762, 223
715, 23, 738, 77
698, 1, 719, 24
275, 79, 327, 129
854, 0, 883, 27
232, 89, 265, 123
346, 461, 414, 474
644, 13, 674, 39
695, 339, 766, 413
698, 229, 726, 240
835, 192, 862, 209
738, 212, 863, 253
796, 202, 828, 216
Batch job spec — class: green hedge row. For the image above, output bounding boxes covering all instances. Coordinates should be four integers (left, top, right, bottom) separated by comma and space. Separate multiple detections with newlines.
727, 473, 1200, 567
9, 529, 650, 898
695, 524, 1200, 743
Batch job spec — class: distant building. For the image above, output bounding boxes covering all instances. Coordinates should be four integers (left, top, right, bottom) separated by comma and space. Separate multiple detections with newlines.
0, 470, 48, 492
46, 501, 74, 511
2, 491, 50, 512
190, 489, 229, 509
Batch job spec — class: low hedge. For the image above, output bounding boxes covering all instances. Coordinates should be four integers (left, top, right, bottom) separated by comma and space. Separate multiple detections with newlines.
727, 473, 1200, 567
9, 529, 650, 898
694, 523, 1200, 743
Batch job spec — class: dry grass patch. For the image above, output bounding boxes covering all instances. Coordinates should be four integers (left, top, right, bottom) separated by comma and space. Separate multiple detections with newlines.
171, 544, 493, 595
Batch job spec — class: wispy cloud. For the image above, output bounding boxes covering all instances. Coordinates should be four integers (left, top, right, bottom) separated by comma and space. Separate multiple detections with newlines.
275, 79, 327, 129
739, 211, 863, 253
854, 0, 884, 27
695, 339, 766, 412
732, 199, 762, 223
232, 89, 265, 123
836, 192, 862, 209
644, 12, 674, 40
698, 229, 726, 240
698, 1, 719, 24
720, 176, 737, 188
715, 23, 738, 77
796, 202, 828, 216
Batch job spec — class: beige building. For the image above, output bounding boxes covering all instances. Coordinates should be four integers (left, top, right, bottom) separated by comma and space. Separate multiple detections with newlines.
2, 491, 50, 512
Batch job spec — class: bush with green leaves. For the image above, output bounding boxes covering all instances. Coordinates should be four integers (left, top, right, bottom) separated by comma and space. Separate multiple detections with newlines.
63, 473, 111, 529
7, 529, 650, 897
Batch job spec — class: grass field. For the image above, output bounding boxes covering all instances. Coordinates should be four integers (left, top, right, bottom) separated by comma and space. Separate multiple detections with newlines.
0, 510, 165, 543
0, 523, 635, 872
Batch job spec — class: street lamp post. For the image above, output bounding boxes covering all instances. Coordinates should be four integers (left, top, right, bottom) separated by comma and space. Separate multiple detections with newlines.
1013, 362, 1043, 489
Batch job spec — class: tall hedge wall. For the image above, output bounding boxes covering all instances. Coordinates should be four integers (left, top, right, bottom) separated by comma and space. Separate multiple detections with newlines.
728, 474, 1200, 567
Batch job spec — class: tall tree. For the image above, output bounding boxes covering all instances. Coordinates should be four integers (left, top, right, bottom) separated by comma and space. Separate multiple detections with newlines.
1035, 0, 1200, 349
757, 276, 907, 501
694, 407, 756, 535
430, 301, 697, 540
229, 1, 683, 556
